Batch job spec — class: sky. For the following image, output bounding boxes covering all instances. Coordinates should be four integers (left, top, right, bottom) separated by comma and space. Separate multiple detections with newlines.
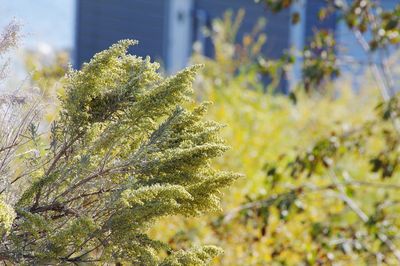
0, 0, 75, 50
0, 0, 75, 85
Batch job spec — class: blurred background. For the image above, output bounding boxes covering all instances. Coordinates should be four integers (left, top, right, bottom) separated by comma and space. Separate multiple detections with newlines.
1, 0, 400, 265
2, 0, 397, 91
0, 0, 74, 50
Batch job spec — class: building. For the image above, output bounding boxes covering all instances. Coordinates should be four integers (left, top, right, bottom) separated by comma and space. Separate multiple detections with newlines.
74, 0, 338, 91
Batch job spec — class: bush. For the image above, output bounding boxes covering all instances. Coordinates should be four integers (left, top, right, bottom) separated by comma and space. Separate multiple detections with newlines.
0, 40, 237, 264
150, 11, 400, 265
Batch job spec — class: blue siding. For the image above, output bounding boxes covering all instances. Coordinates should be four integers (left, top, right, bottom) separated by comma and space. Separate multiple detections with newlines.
75, 0, 168, 68
195, 0, 291, 59
193, 0, 291, 91
305, 0, 337, 43
75, 0, 292, 69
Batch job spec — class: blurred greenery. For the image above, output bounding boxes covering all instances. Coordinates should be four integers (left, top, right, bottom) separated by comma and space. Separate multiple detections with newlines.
150, 10, 399, 265
257, 0, 400, 51
22, 6, 400, 265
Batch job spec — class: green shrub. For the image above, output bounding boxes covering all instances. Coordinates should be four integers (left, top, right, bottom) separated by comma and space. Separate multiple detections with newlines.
0, 40, 237, 265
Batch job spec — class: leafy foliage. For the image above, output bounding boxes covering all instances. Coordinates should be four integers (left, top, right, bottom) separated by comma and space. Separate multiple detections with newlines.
256, 0, 400, 92
148, 10, 400, 265
258, 0, 400, 50
0, 40, 238, 264
2, 4, 399, 265
302, 30, 339, 92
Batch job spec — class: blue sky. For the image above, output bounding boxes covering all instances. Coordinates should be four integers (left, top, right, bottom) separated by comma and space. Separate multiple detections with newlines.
0, 0, 75, 49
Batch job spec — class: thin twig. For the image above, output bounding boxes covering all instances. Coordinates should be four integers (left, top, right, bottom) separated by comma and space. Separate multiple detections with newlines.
330, 170, 400, 262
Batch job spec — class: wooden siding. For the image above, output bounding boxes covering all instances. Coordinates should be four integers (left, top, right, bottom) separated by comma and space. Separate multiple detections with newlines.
195, 0, 291, 59
75, 0, 168, 68
75, 0, 292, 69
